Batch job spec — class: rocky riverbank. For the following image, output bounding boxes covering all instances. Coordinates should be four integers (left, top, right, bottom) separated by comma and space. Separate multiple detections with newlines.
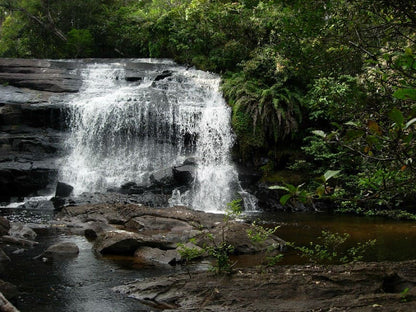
0, 202, 415, 311
114, 260, 416, 311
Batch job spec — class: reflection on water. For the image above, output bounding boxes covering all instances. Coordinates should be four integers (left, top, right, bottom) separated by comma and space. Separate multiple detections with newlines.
1, 235, 167, 312
243, 211, 416, 265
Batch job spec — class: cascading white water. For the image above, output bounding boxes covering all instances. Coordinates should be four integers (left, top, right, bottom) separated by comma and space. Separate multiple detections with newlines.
60, 60, 254, 212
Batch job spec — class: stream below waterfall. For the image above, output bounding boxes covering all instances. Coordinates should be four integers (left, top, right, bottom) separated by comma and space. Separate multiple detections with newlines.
1, 58, 416, 311
1, 206, 416, 312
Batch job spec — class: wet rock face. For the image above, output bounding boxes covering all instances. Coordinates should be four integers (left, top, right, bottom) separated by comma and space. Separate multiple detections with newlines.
0, 58, 81, 203
0, 58, 81, 93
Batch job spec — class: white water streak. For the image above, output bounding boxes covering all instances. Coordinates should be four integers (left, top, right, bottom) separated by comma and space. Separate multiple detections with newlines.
60, 60, 254, 212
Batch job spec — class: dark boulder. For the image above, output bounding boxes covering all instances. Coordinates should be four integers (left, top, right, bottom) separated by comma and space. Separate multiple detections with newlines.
236, 165, 262, 189
154, 70, 173, 81
55, 182, 74, 197
42, 242, 79, 258
0, 165, 57, 202
0, 280, 18, 300
149, 168, 174, 187
183, 157, 197, 166
0, 217, 10, 236
173, 165, 195, 185
94, 230, 146, 255
51, 197, 66, 211
134, 247, 179, 265
125, 73, 143, 82
119, 182, 146, 195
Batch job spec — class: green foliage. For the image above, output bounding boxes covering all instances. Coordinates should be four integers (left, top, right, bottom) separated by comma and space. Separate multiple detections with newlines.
207, 199, 242, 275
2, 0, 416, 212
269, 183, 313, 207
177, 241, 204, 262
400, 287, 410, 303
66, 29, 94, 58
247, 221, 279, 243
224, 199, 242, 221
247, 221, 283, 267
176, 240, 205, 278
205, 241, 235, 275
0, 14, 31, 57
306, 75, 365, 122
288, 230, 377, 264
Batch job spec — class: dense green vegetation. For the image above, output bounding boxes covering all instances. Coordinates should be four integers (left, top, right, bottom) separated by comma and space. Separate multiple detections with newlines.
1, 0, 415, 214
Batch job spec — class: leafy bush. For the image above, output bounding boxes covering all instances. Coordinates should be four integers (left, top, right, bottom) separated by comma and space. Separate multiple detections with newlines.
288, 230, 376, 264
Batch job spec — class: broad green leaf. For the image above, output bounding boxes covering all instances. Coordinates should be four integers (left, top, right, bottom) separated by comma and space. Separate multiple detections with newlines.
280, 194, 292, 205
323, 170, 341, 181
388, 108, 404, 125
312, 130, 326, 138
393, 89, 416, 101
269, 185, 289, 191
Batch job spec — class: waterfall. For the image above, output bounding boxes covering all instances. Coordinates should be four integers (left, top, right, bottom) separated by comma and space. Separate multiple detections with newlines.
60, 60, 255, 213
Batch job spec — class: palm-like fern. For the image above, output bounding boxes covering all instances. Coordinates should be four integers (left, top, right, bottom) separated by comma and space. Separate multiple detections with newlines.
223, 73, 303, 144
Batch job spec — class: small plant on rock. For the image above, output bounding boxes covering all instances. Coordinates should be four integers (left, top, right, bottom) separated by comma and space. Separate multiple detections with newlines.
204, 199, 242, 274
247, 221, 283, 267
177, 239, 205, 278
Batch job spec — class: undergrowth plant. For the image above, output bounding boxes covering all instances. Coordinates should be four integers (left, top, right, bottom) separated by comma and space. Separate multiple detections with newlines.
247, 221, 283, 267
287, 230, 376, 264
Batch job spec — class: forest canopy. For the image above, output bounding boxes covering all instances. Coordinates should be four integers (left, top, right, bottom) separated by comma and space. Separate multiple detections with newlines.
1, 0, 416, 214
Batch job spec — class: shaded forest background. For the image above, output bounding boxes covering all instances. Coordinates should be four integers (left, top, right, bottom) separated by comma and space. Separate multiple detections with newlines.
1, 0, 416, 216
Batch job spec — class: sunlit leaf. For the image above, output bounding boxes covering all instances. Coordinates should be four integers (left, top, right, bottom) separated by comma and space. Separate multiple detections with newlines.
345, 121, 359, 127
405, 118, 416, 129
269, 185, 289, 191
312, 130, 326, 138
323, 170, 341, 181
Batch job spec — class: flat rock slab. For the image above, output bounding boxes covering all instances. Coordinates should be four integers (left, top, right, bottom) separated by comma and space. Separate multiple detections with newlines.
60, 204, 224, 229
134, 246, 180, 265
0, 58, 81, 93
43, 242, 79, 258
114, 260, 416, 311
60, 204, 285, 257
94, 230, 173, 255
